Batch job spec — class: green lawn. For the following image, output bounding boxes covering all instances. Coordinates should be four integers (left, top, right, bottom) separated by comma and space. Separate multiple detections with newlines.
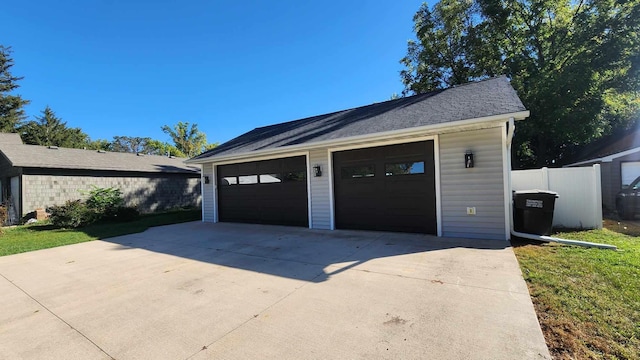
513, 222, 640, 360
0, 209, 201, 257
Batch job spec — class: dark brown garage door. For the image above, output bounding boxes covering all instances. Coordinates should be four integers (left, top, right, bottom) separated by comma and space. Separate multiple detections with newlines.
333, 141, 436, 234
217, 156, 308, 227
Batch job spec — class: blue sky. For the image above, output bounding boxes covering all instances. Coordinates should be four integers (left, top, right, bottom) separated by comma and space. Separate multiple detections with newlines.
5, 1, 425, 145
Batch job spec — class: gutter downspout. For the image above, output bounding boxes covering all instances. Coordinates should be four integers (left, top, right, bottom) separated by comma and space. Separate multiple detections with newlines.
507, 118, 616, 250
511, 230, 617, 250
506, 117, 515, 239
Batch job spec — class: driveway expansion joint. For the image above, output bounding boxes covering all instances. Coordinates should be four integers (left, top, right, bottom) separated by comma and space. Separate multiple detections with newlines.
183, 275, 321, 360
0, 272, 116, 360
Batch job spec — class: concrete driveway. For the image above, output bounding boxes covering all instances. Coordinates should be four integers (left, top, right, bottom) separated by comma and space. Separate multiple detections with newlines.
0, 222, 550, 360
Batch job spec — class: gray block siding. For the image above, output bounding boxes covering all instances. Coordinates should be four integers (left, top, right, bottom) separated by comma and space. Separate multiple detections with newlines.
309, 149, 332, 229
202, 163, 215, 222
21, 173, 201, 216
439, 126, 507, 240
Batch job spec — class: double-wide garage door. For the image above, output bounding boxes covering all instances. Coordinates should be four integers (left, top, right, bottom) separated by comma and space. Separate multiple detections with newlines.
333, 141, 437, 234
217, 156, 308, 227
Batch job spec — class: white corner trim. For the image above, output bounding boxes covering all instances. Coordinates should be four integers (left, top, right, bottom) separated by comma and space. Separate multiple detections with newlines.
200, 164, 205, 222
327, 150, 335, 230
212, 164, 219, 223
433, 135, 443, 237
305, 152, 313, 229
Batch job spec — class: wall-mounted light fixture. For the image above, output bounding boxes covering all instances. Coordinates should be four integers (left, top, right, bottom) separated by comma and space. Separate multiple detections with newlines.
313, 165, 322, 177
465, 151, 474, 168
204, 176, 210, 184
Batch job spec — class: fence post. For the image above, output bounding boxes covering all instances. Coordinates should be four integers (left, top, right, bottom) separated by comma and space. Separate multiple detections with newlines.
541, 167, 550, 190
593, 164, 603, 229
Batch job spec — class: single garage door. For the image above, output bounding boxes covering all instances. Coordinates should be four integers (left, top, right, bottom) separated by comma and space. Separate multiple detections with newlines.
333, 141, 436, 234
217, 156, 308, 227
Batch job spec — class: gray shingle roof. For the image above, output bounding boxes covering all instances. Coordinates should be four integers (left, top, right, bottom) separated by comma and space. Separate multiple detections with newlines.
191, 76, 527, 161
568, 127, 640, 164
0, 133, 24, 145
0, 142, 199, 174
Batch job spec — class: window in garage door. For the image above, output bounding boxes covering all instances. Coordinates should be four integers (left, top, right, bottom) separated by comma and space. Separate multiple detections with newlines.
621, 162, 640, 188
217, 156, 308, 227
333, 141, 437, 234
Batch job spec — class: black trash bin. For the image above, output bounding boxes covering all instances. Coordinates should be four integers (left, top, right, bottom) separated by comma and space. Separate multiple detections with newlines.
513, 190, 559, 236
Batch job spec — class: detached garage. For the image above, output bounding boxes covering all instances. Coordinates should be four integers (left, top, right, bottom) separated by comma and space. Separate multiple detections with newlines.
188, 76, 529, 240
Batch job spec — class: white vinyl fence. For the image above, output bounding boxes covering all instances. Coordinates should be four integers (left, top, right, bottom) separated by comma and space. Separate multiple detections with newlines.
511, 165, 602, 229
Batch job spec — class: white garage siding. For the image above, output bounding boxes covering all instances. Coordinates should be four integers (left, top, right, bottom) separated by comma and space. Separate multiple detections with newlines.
308, 148, 332, 229
202, 163, 215, 222
439, 127, 507, 240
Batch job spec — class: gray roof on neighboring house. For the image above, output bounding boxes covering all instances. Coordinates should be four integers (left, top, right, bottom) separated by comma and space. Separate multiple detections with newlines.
0, 133, 24, 145
191, 76, 527, 161
566, 127, 640, 165
0, 139, 199, 174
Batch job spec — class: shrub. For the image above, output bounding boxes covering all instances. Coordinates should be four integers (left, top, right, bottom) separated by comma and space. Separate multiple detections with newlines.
48, 187, 139, 228
0, 204, 7, 225
48, 200, 97, 228
0, 204, 6, 233
84, 186, 124, 217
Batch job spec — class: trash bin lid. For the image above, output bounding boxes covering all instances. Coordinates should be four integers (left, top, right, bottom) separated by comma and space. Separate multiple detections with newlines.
513, 189, 558, 196
513, 189, 559, 198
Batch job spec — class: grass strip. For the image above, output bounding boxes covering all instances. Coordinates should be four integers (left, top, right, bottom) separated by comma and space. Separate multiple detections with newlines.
0, 209, 201, 256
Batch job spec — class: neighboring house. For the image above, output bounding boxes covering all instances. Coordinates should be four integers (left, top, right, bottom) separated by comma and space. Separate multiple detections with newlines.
0, 133, 201, 221
187, 76, 529, 241
565, 127, 640, 211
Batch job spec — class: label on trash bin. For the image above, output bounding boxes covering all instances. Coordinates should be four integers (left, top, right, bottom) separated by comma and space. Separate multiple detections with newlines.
525, 199, 544, 208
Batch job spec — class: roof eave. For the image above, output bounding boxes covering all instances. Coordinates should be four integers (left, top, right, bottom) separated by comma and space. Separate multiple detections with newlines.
186, 110, 529, 165
10, 164, 199, 174
565, 146, 640, 167
0, 150, 15, 167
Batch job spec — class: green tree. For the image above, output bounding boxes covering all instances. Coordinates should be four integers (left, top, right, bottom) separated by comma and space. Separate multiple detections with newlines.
111, 136, 151, 153
204, 142, 218, 151
145, 139, 186, 157
0, 45, 30, 132
161, 121, 209, 157
401, 0, 640, 167
86, 139, 112, 151
20, 106, 89, 148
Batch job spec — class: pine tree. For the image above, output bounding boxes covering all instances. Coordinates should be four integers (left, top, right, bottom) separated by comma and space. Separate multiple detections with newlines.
20, 106, 89, 148
0, 45, 30, 132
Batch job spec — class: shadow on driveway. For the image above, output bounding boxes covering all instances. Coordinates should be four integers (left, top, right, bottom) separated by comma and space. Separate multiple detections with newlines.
103, 221, 509, 283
